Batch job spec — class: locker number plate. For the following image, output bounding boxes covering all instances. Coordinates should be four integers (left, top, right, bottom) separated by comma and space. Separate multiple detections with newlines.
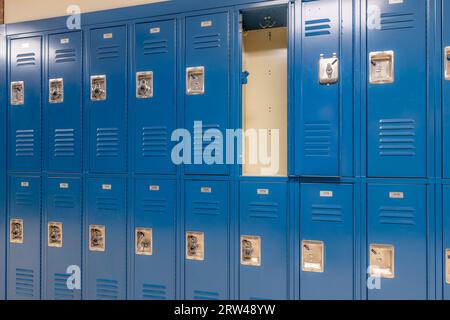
241, 236, 261, 267
302, 240, 324, 273
11, 81, 25, 105
370, 244, 395, 278
318, 53, 339, 85
186, 232, 204, 261
49, 78, 64, 103
89, 225, 105, 252
186, 67, 205, 95
369, 51, 394, 84
10, 219, 24, 244
48, 222, 63, 248
136, 227, 153, 256
136, 71, 153, 99
90, 75, 107, 101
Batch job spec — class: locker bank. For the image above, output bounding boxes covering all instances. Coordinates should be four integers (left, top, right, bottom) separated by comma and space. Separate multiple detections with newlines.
0, 0, 448, 300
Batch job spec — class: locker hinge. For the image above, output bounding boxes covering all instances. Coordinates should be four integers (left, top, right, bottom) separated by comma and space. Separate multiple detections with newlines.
241, 70, 250, 85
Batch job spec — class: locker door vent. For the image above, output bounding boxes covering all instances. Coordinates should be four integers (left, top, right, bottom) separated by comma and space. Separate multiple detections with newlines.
193, 290, 220, 300
142, 127, 168, 158
304, 18, 331, 37
53, 194, 76, 208
96, 128, 120, 158
193, 200, 220, 216
248, 202, 279, 219
95, 197, 119, 212
311, 204, 343, 223
142, 199, 167, 213
194, 124, 222, 159
304, 122, 332, 157
378, 119, 416, 157
96, 45, 120, 60
54, 129, 76, 157
54, 273, 75, 300
379, 206, 415, 226
96, 279, 119, 300
380, 12, 415, 31
15, 268, 35, 298
55, 48, 77, 63
193, 33, 221, 50
143, 40, 169, 55
15, 129, 35, 157
15, 192, 33, 206
142, 283, 167, 300
16, 52, 36, 67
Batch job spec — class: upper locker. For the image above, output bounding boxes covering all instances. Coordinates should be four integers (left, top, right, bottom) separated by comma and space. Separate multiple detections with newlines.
443, 0, 450, 178
8, 36, 42, 172
131, 20, 176, 175
366, 0, 427, 178
184, 12, 230, 175
46, 32, 82, 173
87, 26, 127, 174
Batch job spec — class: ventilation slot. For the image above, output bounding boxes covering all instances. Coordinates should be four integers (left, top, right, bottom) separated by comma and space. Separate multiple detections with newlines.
142, 127, 168, 158
193, 124, 222, 159
15, 268, 34, 298
248, 202, 279, 219
379, 119, 416, 157
380, 12, 415, 31
96, 45, 120, 60
193, 33, 221, 50
193, 201, 220, 216
55, 48, 77, 63
142, 284, 167, 300
53, 195, 75, 208
54, 129, 76, 158
379, 206, 416, 225
142, 199, 167, 214
304, 122, 331, 157
54, 273, 76, 300
16, 192, 33, 206
16, 52, 36, 67
143, 40, 168, 55
311, 204, 343, 222
96, 197, 118, 212
193, 290, 220, 300
16, 129, 35, 157
96, 128, 119, 158
305, 18, 331, 37
96, 279, 119, 300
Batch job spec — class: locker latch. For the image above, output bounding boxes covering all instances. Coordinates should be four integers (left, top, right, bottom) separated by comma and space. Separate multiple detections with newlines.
318, 53, 339, 85
301, 240, 324, 273
10, 219, 24, 244
369, 51, 394, 84
11, 81, 25, 105
241, 70, 250, 85
90, 75, 107, 101
49, 78, 64, 103
136, 227, 153, 256
446, 249, 450, 284
186, 232, 204, 261
445, 47, 450, 80
136, 71, 153, 99
240, 236, 261, 267
369, 244, 395, 278
186, 67, 205, 95
89, 225, 105, 252
48, 222, 63, 248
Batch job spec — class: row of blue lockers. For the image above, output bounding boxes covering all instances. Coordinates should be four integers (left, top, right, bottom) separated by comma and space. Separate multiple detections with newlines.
0, 175, 449, 300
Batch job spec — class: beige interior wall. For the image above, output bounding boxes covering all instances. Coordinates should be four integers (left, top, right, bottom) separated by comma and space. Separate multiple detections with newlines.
242, 27, 288, 177
5, 0, 167, 24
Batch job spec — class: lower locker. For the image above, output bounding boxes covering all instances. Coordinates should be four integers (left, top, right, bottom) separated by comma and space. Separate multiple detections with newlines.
43, 176, 82, 300
133, 178, 176, 300
300, 183, 354, 300
239, 181, 288, 300
84, 177, 127, 300
7, 175, 41, 300
367, 184, 428, 300
442, 185, 450, 299
184, 180, 229, 300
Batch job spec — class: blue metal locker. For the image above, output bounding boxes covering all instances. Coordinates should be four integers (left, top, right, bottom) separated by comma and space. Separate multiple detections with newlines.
300, 183, 354, 300
367, 184, 427, 300
84, 177, 127, 300
7, 175, 41, 300
442, 185, 450, 299
184, 12, 230, 175
88, 26, 127, 173
133, 178, 176, 300
239, 181, 288, 300
8, 36, 42, 172
131, 20, 176, 175
184, 180, 229, 299
45, 32, 82, 173
295, 0, 340, 177
367, 0, 427, 178
443, 1, 450, 178
43, 176, 82, 300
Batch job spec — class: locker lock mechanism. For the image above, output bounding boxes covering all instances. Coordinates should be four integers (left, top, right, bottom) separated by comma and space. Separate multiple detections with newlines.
186, 232, 204, 261
11, 81, 25, 106
48, 222, 63, 248
445, 47, 450, 81
369, 244, 395, 279
186, 67, 205, 95
301, 240, 324, 273
90, 75, 107, 101
136, 71, 153, 99
446, 249, 450, 284
136, 227, 153, 256
49, 78, 64, 103
89, 225, 105, 252
318, 53, 339, 85
10, 219, 24, 244
240, 236, 261, 267
369, 51, 394, 84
